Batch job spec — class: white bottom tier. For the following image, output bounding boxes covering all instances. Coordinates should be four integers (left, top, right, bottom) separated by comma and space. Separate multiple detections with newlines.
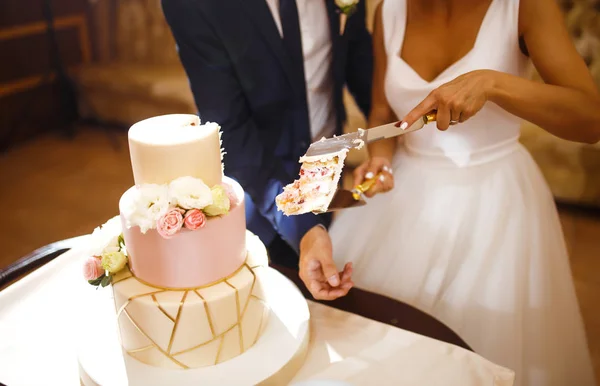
78, 268, 310, 386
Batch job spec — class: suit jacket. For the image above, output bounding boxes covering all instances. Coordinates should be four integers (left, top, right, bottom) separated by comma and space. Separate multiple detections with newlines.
162, 0, 373, 254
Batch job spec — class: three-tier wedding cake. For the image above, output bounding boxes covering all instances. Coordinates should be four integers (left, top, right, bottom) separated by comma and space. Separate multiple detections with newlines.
78, 114, 310, 385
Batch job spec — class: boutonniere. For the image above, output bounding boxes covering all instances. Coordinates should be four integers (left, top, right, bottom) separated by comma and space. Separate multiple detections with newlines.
335, 0, 359, 36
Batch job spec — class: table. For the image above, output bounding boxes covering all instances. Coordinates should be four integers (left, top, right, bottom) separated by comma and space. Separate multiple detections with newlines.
0, 237, 515, 385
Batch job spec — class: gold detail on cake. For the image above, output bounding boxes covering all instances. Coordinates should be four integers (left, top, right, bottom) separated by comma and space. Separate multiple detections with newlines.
167, 290, 188, 354
127, 344, 154, 354
113, 259, 265, 369
123, 308, 190, 369
241, 264, 257, 316
215, 336, 225, 365
224, 279, 244, 352
117, 253, 249, 292
171, 319, 238, 357
151, 294, 176, 323
250, 294, 265, 302
194, 290, 216, 338
116, 290, 165, 319
112, 270, 133, 285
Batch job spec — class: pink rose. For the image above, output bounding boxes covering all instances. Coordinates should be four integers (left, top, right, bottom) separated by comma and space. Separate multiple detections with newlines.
157, 208, 184, 239
184, 209, 206, 230
222, 183, 238, 208
83, 257, 104, 281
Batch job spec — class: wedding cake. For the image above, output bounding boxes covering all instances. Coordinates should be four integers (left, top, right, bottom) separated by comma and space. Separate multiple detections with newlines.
79, 115, 313, 385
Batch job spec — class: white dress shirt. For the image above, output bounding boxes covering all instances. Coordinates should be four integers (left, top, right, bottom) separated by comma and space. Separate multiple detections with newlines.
265, 0, 336, 141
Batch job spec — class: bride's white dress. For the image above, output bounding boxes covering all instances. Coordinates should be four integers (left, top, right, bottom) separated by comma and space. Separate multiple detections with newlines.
330, 1, 596, 385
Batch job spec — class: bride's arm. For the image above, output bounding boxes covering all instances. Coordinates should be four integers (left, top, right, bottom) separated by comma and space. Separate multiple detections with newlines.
365, 3, 397, 161
402, 0, 600, 144
486, 0, 600, 144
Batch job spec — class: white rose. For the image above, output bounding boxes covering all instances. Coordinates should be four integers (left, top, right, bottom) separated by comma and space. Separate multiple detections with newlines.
123, 184, 170, 233
168, 176, 213, 210
89, 216, 122, 256
335, 0, 358, 8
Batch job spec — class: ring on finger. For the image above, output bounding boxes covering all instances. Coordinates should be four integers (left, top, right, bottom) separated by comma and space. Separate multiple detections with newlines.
450, 111, 462, 125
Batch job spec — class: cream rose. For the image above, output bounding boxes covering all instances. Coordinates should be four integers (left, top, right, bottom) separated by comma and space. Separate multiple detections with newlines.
203, 185, 231, 216
101, 251, 127, 274
169, 176, 213, 210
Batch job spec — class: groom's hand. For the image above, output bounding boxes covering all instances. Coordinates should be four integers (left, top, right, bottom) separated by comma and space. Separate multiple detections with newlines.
299, 225, 353, 301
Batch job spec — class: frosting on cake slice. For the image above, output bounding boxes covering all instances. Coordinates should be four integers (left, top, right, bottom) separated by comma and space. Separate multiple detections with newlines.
276, 149, 347, 215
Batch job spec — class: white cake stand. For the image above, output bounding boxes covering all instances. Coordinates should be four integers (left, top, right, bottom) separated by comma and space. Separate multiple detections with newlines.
77, 267, 311, 386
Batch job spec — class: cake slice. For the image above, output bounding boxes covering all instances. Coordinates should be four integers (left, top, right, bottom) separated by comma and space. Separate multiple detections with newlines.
276, 149, 348, 215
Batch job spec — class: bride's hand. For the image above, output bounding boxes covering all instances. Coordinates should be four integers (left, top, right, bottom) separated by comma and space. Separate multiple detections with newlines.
401, 70, 495, 131
352, 156, 394, 198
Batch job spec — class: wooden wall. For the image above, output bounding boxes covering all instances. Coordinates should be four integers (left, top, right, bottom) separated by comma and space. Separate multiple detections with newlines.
0, 0, 91, 150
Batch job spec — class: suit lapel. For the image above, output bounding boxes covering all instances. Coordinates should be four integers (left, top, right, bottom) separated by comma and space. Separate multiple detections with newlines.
325, 0, 340, 47
239, 0, 303, 97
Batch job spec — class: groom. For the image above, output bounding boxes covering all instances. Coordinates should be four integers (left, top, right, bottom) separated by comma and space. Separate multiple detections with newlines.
162, 0, 372, 299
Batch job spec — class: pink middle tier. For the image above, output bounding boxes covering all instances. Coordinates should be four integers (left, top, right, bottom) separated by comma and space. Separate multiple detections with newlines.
119, 177, 246, 289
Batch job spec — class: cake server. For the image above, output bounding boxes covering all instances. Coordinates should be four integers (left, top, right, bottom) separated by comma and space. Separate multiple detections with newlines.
304, 111, 438, 158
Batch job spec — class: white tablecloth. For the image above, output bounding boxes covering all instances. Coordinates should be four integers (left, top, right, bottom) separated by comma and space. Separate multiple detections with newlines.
0, 236, 515, 386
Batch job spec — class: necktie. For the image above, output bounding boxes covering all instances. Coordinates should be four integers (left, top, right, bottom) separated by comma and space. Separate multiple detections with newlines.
279, 0, 306, 93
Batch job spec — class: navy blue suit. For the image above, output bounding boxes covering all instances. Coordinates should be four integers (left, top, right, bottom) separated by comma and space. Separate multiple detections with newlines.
162, 0, 372, 263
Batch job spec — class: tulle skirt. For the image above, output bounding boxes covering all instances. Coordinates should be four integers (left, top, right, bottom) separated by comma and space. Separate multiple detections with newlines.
330, 140, 596, 386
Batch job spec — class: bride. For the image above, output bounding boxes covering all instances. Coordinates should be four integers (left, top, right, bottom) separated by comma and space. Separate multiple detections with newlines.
328, 0, 599, 385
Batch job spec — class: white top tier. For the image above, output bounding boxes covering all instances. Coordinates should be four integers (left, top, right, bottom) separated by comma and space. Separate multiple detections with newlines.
128, 114, 223, 187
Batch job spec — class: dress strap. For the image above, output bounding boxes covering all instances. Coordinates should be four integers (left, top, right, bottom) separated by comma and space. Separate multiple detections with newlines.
381, 0, 406, 56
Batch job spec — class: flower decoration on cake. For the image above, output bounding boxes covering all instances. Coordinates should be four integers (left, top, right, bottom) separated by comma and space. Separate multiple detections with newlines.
203, 185, 231, 216
122, 177, 235, 239
123, 184, 170, 233
84, 216, 128, 287
169, 176, 213, 209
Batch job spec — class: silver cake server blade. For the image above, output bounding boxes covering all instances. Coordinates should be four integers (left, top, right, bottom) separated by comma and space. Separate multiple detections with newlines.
304, 112, 437, 158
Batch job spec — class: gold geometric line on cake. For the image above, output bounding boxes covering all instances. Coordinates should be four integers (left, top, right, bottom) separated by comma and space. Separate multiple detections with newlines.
240, 264, 256, 317
113, 259, 264, 369
171, 270, 258, 360
193, 290, 216, 338
116, 290, 166, 319
171, 318, 239, 357
224, 279, 244, 352
112, 271, 133, 285
127, 344, 154, 354
123, 308, 189, 369
167, 290, 188, 354
124, 255, 249, 292
151, 294, 176, 323
250, 294, 265, 302
215, 335, 225, 365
